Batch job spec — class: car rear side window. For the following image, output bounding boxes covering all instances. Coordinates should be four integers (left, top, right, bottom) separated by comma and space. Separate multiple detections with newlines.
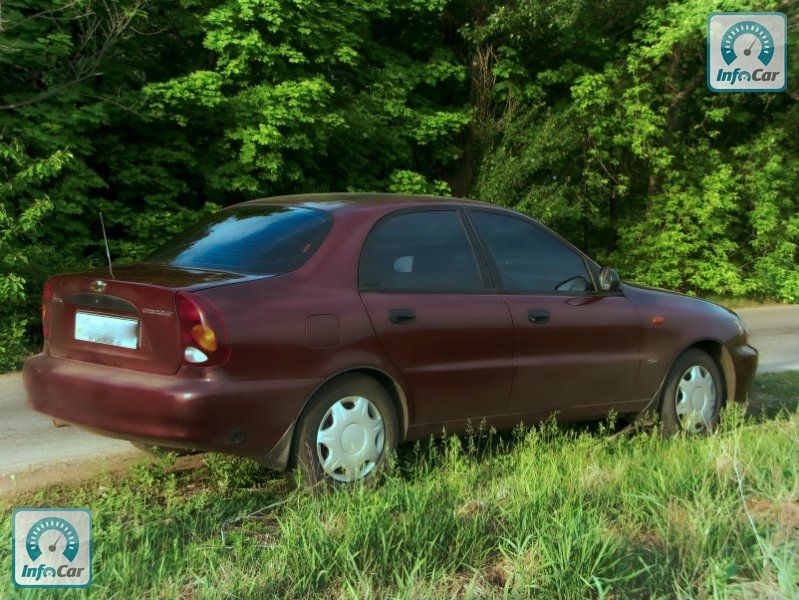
146, 205, 332, 275
469, 210, 592, 293
359, 210, 484, 293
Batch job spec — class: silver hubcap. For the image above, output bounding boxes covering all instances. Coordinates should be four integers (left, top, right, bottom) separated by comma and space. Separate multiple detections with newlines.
675, 365, 717, 433
316, 396, 385, 482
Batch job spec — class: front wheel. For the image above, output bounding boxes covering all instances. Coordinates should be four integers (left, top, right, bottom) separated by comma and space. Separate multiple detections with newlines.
660, 349, 722, 435
289, 374, 398, 487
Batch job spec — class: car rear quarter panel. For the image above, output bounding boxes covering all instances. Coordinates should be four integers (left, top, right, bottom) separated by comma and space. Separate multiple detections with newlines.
625, 284, 744, 400
197, 206, 413, 422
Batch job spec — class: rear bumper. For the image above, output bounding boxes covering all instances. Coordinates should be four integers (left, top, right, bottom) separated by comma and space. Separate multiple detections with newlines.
23, 353, 319, 469
729, 343, 758, 404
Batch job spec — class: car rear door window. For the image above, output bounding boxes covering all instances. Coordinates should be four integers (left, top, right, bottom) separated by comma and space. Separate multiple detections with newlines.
146, 205, 332, 275
469, 210, 592, 293
359, 210, 485, 292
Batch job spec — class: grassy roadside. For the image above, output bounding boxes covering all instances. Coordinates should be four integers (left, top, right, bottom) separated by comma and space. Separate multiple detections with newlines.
2, 373, 798, 599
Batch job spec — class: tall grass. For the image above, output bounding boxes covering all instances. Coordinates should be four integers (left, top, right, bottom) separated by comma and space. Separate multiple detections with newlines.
2, 375, 798, 598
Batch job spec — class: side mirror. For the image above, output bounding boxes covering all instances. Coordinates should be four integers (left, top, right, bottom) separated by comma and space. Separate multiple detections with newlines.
598, 266, 621, 292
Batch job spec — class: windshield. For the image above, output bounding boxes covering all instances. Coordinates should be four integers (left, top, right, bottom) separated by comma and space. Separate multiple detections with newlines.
146, 205, 332, 275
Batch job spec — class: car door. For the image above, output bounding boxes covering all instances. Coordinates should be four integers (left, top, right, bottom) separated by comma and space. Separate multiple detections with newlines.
466, 209, 642, 418
358, 208, 514, 424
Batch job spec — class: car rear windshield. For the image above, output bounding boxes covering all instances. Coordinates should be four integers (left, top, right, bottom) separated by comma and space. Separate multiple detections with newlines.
146, 205, 332, 275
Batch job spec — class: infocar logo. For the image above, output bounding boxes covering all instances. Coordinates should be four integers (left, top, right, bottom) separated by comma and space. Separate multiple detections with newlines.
708, 13, 787, 92
12, 509, 92, 588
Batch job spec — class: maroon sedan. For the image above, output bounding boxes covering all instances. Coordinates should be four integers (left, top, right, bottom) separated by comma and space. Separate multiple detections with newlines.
24, 194, 758, 484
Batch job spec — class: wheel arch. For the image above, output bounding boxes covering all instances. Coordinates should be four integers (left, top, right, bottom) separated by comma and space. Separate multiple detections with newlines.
327, 366, 410, 440
666, 339, 734, 408
260, 366, 410, 472
687, 339, 735, 407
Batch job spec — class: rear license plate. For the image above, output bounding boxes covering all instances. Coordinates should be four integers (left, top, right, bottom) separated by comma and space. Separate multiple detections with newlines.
74, 311, 139, 349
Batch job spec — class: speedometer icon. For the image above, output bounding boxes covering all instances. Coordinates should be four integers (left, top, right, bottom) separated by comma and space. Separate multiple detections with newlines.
720, 20, 775, 66
26, 517, 80, 562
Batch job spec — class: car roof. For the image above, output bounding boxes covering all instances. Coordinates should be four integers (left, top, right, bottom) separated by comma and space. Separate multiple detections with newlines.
233, 192, 599, 269
234, 192, 493, 214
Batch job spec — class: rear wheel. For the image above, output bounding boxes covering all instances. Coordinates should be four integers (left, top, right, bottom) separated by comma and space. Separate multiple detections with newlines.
660, 349, 722, 435
289, 374, 398, 487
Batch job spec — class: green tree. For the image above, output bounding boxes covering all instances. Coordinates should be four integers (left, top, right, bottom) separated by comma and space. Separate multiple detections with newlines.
475, 0, 798, 300
0, 0, 212, 366
0, 0, 797, 370
145, 0, 469, 197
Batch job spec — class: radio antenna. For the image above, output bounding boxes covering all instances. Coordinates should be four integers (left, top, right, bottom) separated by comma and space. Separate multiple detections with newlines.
99, 211, 115, 279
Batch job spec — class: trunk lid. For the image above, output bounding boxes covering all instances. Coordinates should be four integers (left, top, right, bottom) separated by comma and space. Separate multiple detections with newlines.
47, 264, 253, 374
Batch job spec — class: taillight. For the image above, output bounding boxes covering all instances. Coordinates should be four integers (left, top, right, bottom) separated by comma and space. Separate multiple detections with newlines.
42, 279, 53, 339
176, 292, 230, 366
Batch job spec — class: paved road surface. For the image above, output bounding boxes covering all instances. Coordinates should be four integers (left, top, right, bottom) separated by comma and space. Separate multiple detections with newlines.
737, 305, 799, 373
0, 373, 139, 485
1, 304, 796, 484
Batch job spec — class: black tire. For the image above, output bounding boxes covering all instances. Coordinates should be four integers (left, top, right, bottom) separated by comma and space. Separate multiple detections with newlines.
660, 348, 723, 436
288, 374, 399, 488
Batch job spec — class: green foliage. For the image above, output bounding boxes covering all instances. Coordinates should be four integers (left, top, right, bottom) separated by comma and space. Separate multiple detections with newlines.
0, 142, 65, 369
144, 0, 469, 195
0, 0, 220, 368
0, 0, 797, 369
475, 0, 799, 300
203, 452, 266, 492
386, 169, 452, 195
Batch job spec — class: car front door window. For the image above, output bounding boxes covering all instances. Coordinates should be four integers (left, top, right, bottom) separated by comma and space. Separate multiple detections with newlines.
468, 210, 592, 294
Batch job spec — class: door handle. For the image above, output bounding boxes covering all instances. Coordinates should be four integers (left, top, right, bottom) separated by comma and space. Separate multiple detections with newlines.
527, 308, 550, 324
388, 308, 416, 324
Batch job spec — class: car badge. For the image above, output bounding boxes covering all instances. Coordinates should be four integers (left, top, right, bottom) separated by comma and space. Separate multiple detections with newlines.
91, 280, 107, 293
